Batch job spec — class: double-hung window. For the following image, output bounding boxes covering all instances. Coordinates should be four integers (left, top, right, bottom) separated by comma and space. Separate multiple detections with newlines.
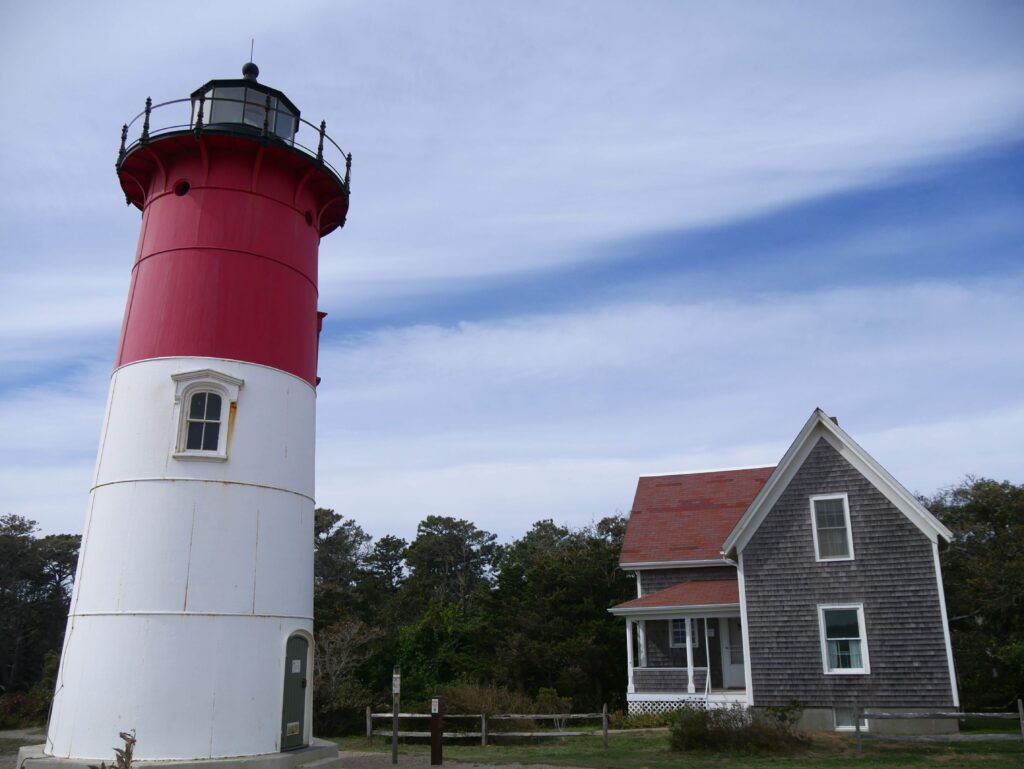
811, 493, 854, 561
819, 604, 869, 674
669, 619, 699, 649
171, 369, 243, 461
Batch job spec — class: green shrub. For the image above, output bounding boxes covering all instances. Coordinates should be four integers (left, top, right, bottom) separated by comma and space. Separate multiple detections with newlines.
669, 703, 805, 753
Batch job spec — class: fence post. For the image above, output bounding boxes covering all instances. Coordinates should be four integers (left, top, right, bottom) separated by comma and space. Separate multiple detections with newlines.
1018, 699, 1023, 744
854, 705, 862, 753
481, 713, 488, 747
602, 704, 608, 748
366, 705, 372, 746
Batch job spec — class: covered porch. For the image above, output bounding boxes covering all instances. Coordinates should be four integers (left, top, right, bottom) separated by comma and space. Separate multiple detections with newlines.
610, 579, 748, 713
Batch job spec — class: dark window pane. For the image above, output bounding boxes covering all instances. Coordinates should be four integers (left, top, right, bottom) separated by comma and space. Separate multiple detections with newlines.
818, 529, 849, 558
189, 392, 207, 419
202, 422, 220, 451
815, 498, 846, 528
205, 393, 222, 420
186, 421, 204, 450
825, 609, 860, 639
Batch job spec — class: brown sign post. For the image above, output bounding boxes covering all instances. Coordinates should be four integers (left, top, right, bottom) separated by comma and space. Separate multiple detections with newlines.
430, 696, 443, 765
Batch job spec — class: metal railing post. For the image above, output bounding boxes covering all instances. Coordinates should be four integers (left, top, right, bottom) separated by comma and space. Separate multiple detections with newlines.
141, 97, 152, 144
117, 124, 128, 167
316, 120, 326, 163
194, 94, 205, 138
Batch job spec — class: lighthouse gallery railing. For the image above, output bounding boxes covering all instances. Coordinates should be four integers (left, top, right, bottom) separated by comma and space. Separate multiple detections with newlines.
116, 94, 351, 195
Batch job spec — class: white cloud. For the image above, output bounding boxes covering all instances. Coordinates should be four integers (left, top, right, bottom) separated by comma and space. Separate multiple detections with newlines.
313, 276, 1024, 541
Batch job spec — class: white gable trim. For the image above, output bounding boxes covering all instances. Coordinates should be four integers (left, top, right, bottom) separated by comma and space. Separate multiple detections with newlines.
722, 409, 952, 558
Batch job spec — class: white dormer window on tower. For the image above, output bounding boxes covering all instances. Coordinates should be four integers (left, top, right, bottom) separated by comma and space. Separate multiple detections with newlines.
171, 369, 244, 461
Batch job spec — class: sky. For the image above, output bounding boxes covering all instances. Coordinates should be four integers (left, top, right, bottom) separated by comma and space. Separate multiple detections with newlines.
1, 1, 1022, 544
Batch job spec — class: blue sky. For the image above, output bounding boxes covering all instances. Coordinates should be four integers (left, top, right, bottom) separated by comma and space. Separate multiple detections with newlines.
1, 1, 1022, 541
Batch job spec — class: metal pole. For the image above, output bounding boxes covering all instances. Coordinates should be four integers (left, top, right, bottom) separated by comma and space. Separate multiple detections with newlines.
391, 665, 400, 765
430, 696, 443, 765
317, 120, 326, 163
602, 703, 608, 748
854, 705, 862, 753
481, 713, 488, 747
1018, 699, 1023, 744
366, 705, 372, 746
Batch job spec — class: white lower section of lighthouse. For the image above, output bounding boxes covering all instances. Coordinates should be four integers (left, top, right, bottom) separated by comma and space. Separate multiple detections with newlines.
47, 358, 316, 760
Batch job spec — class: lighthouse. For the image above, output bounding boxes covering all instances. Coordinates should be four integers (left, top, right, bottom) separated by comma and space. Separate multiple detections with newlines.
45, 63, 349, 760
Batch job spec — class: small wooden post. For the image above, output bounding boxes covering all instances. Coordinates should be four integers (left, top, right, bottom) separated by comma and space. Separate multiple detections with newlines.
430, 696, 443, 765
1017, 699, 1023, 744
391, 665, 400, 765
602, 704, 609, 748
481, 713, 488, 746
366, 705, 372, 746
854, 705, 862, 753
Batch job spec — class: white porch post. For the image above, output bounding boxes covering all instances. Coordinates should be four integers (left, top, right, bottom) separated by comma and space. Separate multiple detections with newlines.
685, 617, 695, 694
626, 620, 635, 693
637, 620, 647, 667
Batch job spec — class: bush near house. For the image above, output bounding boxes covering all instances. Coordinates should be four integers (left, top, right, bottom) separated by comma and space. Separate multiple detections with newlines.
669, 702, 805, 752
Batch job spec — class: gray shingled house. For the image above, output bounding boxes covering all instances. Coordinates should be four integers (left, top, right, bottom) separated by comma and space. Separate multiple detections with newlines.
609, 408, 959, 733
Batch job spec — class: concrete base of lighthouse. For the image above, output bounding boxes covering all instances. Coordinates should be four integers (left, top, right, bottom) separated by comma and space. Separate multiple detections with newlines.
18, 740, 341, 769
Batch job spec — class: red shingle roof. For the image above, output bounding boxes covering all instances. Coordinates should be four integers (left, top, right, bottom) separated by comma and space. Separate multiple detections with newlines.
619, 467, 775, 565
613, 578, 739, 611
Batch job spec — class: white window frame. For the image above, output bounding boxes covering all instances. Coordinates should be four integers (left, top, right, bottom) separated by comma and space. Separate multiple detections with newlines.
818, 603, 870, 675
669, 618, 699, 649
810, 493, 855, 562
171, 369, 244, 462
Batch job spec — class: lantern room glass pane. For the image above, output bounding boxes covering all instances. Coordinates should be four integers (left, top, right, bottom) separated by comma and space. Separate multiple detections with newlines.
274, 105, 296, 141
210, 87, 244, 124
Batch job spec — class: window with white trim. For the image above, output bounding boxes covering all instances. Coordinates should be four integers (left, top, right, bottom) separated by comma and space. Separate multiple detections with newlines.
171, 369, 243, 461
810, 493, 854, 561
819, 604, 870, 674
669, 618, 699, 649
184, 391, 223, 451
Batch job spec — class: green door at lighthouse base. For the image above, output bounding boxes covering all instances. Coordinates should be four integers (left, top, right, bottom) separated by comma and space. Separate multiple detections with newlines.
281, 635, 308, 750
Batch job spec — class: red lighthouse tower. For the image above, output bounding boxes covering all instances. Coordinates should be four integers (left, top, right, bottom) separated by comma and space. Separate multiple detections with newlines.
46, 63, 349, 760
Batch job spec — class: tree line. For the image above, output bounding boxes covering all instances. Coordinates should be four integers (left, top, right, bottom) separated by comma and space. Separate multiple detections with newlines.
0, 477, 1021, 731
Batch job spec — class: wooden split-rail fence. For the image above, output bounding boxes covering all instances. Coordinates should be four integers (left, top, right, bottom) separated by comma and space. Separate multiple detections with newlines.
367, 704, 610, 748
848, 699, 1024, 752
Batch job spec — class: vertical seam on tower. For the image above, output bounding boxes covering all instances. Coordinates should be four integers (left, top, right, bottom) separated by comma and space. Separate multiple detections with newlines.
252, 506, 261, 614
183, 502, 197, 611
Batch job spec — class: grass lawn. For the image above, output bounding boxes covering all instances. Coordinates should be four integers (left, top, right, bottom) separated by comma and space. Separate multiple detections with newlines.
332, 730, 1024, 769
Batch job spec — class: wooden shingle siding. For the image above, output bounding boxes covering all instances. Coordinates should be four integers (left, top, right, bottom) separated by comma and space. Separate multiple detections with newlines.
641, 565, 736, 595
743, 438, 953, 707
634, 668, 707, 693
645, 619, 708, 667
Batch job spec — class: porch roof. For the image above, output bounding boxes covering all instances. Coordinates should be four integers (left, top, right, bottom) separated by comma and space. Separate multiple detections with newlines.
609, 578, 739, 615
